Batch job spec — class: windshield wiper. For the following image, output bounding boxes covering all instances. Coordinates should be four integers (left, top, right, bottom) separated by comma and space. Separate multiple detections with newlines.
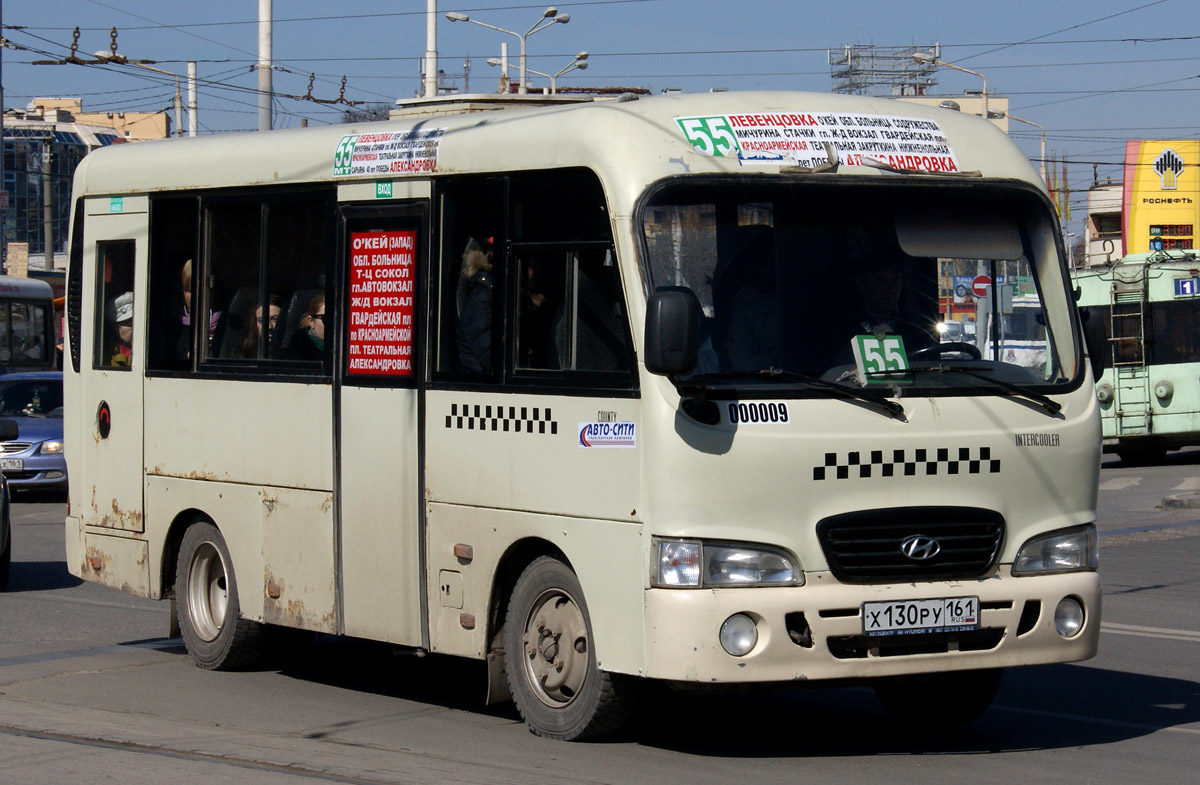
681, 367, 907, 421
764, 367, 908, 420
877, 364, 1062, 416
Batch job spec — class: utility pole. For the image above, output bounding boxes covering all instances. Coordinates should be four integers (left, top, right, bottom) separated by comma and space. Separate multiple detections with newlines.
187, 61, 198, 136
41, 142, 51, 269
258, 0, 272, 131
424, 0, 438, 98
1, 0, 7, 273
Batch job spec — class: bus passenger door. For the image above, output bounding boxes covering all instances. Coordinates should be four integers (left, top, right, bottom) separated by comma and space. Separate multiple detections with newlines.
78, 196, 147, 533
337, 202, 427, 646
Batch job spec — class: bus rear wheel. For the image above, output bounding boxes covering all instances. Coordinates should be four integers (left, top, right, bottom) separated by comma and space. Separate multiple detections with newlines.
874, 667, 1003, 727
504, 556, 640, 741
175, 520, 267, 670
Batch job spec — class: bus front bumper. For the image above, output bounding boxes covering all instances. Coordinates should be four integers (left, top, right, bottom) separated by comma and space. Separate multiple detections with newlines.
641, 568, 1100, 683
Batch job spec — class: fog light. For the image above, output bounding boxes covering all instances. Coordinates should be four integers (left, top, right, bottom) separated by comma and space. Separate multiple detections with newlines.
1054, 597, 1084, 638
46, 471, 65, 479
719, 613, 758, 656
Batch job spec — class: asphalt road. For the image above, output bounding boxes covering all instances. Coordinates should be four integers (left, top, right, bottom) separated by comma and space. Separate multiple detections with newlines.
1, 460, 1197, 785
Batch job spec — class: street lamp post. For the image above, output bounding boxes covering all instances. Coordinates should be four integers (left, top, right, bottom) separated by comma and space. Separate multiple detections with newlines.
913, 51, 987, 121
488, 52, 587, 94
1001, 113, 1047, 191
95, 52, 184, 137
446, 7, 569, 96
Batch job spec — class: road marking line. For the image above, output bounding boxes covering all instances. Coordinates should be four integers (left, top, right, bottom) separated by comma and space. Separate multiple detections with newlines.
1102, 622, 1200, 643
994, 705, 1200, 736
1172, 477, 1200, 491
1099, 477, 1142, 491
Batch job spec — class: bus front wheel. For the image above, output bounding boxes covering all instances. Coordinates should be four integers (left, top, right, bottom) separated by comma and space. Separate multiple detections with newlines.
874, 667, 1003, 727
504, 556, 640, 740
175, 520, 267, 670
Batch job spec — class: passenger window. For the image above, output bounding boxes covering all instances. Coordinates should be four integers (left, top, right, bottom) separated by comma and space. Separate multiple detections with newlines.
147, 197, 199, 371
514, 246, 631, 373
148, 193, 333, 375
509, 170, 633, 378
199, 197, 332, 370
206, 202, 263, 360
93, 239, 136, 370
432, 169, 634, 386
434, 177, 505, 378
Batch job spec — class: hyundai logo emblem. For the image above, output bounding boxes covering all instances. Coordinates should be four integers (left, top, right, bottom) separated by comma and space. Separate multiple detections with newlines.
900, 535, 941, 561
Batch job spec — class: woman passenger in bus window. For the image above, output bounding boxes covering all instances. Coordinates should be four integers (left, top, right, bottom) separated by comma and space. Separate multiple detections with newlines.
285, 292, 326, 362
234, 294, 281, 359
110, 291, 134, 366
456, 237, 494, 374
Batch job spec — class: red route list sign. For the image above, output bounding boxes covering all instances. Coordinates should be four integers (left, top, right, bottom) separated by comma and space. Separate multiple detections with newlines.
348, 230, 416, 376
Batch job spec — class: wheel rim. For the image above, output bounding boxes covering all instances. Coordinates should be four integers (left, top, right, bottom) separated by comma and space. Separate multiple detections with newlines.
521, 587, 590, 708
186, 540, 228, 642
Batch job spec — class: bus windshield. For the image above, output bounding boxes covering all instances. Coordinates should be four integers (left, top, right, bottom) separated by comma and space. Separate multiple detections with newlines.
641, 179, 1075, 393
0, 281, 56, 373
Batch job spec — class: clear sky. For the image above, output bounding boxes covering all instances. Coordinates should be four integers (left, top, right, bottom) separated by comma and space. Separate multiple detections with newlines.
4, 0, 1199, 227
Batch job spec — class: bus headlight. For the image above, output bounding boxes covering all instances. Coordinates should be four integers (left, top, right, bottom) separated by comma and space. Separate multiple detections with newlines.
652, 538, 803, 587
39, 440, 64, 454
1012, 524, 1098, 575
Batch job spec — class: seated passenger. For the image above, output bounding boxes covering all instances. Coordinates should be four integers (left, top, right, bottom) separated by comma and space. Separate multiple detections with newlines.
109, 291, 134, 367
234, 294, 282, 359
286, 292, 326, 362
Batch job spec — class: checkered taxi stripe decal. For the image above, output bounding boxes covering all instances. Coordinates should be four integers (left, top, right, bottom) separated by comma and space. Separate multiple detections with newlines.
814, 447, 1001, 481
446, 403, 558, 435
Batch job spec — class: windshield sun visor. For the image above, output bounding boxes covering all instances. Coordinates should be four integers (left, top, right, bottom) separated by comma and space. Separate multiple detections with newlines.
894, 209, 1024, 261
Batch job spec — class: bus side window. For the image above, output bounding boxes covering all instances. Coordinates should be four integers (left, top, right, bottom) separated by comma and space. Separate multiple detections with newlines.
515, 247, 632, 373
509, 169, 634, 378
205, 203, 262, 362
148, 197, 199, 371
198, 196, 331, 370
93, 240, 136, 370
434, 177, 506, 378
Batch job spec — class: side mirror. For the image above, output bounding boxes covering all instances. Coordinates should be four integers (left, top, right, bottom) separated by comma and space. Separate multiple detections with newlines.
0, 418, 18, 442
644, 287, 701, 376
1078, 307, 1106, 382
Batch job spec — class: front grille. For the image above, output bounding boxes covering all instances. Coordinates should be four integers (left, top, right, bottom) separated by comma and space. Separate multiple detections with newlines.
817, 507, 1004, 583
828, 627, 1005, 659
1, 442, 31, 455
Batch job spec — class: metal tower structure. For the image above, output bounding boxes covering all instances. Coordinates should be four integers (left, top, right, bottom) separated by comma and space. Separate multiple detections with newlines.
828, 43, 941, 96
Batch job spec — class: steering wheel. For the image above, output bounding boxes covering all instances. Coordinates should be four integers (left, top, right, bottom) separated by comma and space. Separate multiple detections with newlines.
910, 341, 982, 360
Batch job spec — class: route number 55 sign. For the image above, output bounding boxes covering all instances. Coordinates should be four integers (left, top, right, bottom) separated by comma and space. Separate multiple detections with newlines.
851, 335, 910, 385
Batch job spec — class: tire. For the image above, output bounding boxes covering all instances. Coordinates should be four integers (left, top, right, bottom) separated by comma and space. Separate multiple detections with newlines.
874, 668, 1003, 727
0, 524, 10, 591
504, 556, 640, 741
175, 520, 267, 670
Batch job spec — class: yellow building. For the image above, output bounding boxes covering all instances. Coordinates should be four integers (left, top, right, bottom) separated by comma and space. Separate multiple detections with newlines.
1123, 140, 1200, 255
